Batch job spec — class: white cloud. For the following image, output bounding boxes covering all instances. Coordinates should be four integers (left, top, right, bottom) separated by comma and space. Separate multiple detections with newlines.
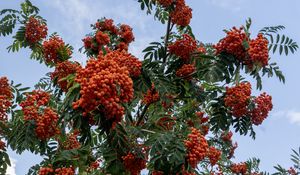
271, 110, 300, 125
129, 36, 153, 59
6, 158, 16, 175
286, 111, 300, 125
46, 0, 93, 33
43, 0, 155, 61
206, 0, 245, 12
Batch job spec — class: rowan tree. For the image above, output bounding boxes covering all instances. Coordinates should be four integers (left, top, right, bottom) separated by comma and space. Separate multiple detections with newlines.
0, 0, 299, 174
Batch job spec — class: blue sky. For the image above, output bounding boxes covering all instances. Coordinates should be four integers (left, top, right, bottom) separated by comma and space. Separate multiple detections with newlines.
1, 0, 300, 174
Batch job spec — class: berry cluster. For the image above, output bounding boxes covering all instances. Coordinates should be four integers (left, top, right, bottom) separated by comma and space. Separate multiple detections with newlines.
20, 90, 50, 120
195, 111, 204, 119
187, 119, 210, 135
230, 162, 247, 174
224, 82, 251, 117
38, 166, 54, 175
116, 41, 129, 52
200, 115, 209, 124
0, 77, 13, 122
95, 18, 118, 34
168, 34, 197, 61
35, 107, 59, 140
82, 36, 93, 50
106, 51, 142, 78
208, 146, 221, 166
119, 24, 135, 44
87, 160, 100, 172
59, 131, 81, 150
224, 82, 273, 125
83, 19, 135, 54
143, 83, 160, 105
170, 0, 192, 27
176, 64, 196, 79
214, 27, 248, 61
38, 166, 75, 175
95, 31, 110, 46
161, 94, 175, 110
215, 27, 270, 68
20, 90, 59, 140
122, 152, 146, 175
197, 45, 207, 54
184, 127, 208, 168
201, 125, 210, 136
179, 164, 197, 175
55, 167, 75, 175
228, 142, 238, 159
194, 111, 210, 135
221, 131, 233, 142
25, 16, 48, 44
157, 116, 175, 130
51, 61, 81, 92
156, 0, 173, 7
43, 36, 71, 64
73, 52, 134, 126
248, 34, 269, 67
250, 92, 273, 125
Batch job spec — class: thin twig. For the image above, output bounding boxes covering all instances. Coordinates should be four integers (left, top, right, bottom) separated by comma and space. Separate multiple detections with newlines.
163, 16, 172, 63
141, 129, 156, 134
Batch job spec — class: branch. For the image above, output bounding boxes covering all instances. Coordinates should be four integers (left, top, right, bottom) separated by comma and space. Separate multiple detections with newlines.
163, 16, 172, 63
235, 64, 241, 85
136, 104, 149, 126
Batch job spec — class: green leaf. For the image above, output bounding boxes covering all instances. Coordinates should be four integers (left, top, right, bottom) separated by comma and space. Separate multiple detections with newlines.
261, 25, 298, 56
279, 45, 283, 55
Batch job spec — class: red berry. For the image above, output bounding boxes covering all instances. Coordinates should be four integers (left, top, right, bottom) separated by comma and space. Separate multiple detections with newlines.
176, 64, 196, 80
